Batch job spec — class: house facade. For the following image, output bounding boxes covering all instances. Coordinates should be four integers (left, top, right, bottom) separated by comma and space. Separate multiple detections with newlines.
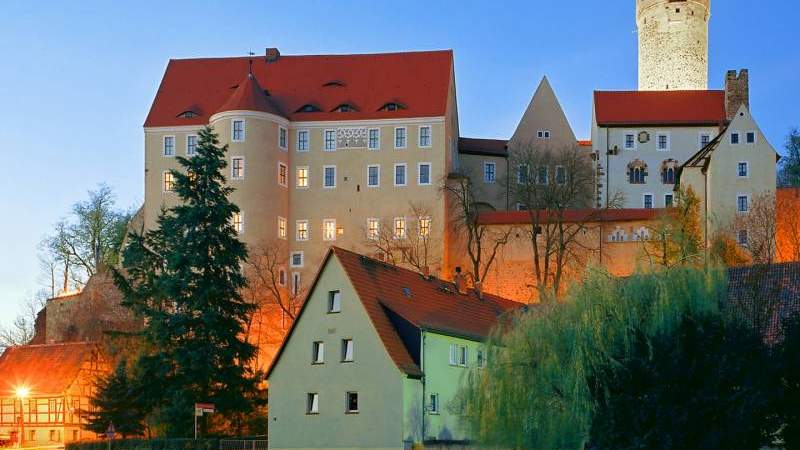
267, 247, 521, 449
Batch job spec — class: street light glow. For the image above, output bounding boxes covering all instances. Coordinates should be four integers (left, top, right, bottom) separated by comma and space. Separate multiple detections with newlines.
15, 386, 30, 399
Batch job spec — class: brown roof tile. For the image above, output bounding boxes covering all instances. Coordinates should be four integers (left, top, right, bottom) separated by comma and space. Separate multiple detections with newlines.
458, 137, 508, 157
0, 342, 94, 397
594, 90, 727, 126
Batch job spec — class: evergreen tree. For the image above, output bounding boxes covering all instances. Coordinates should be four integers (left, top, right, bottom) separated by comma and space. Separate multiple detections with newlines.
778, 128, 800, 187
84, 360, 148, 438
778, 315, 800, 449
115, 126, 257, 436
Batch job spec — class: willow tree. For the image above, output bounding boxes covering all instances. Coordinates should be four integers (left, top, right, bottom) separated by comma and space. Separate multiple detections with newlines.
460, 266, 729, 449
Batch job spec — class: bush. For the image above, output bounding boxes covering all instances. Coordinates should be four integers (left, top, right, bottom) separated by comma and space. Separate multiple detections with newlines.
67, 438, 219, 450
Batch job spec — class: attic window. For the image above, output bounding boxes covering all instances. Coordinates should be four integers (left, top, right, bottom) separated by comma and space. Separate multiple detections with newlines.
323, 80, 345, 87
177, 111, 198, 119
402, 287, 412, 298
333, 103, 358, 113
296, 104, 321, 113
379, 102, 406, 112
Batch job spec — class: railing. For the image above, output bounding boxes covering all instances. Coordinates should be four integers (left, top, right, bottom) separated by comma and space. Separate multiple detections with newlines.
218, 440, 267, 450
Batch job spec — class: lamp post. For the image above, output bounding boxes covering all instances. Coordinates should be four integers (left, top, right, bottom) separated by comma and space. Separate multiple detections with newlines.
15, 387, 29, 449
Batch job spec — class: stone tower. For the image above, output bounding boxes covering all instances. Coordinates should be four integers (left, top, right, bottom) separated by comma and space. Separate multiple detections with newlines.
637, 0, 710, 91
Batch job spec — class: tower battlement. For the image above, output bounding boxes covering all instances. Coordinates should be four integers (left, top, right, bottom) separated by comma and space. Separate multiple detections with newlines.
637, 0, 710, 91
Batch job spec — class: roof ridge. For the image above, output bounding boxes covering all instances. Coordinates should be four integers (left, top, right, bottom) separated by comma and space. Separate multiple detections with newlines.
169, 49, 454, 63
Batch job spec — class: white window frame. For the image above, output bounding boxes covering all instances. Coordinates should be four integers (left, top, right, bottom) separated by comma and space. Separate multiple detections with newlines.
295, 221, 309, 242
624, 131, 637, 150
517, 164, 529, 185
737, 193, 750, 214
296, 166, 310, 189
367, 164, 380, 188
366, 218, 380, 240
394, 163, 408, 187
419, 216, 431, 237
418, 125, 432, 148
163, 135, 176, 157
699, 132, 712, 149
656, 132, 671, 151
323, 165, 337, 189
231, 156, 246, 180
162, 171, 175, 193
417, 162, 432, 186
231, 119, 245, 142
643, 193, 654, 209
429, 393, 440, 414
544, 130, 551, 139
323, 218, 337, 242
368, 128, 381, 150
186, 134, 198, 156
345, 392, 359, 414
394, 126, 407, 149
324, 129, 337, 151
555, 165, 567, 185
730, 131, 741, 145
232, 211, 244, 234
290, 251, 304, 268
737, 161, 750, 178
393, 217, 407, 239
278, 216, 287, 240
341, 338, 354, 362
449, 344, 468, 367
746, 131, 757, 145
483, 162, 496, 184
738, 229, 749, 247
278, 126, 288, 150
296, 129, 310, 152
312, 341, 324, 364
328, 290, 342, 313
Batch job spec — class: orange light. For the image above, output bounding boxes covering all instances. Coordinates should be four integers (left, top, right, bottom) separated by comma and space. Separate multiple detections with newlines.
15, 387, 30, 399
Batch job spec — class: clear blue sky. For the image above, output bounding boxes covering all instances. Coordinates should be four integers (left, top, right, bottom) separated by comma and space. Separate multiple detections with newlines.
1, 0, 797, 325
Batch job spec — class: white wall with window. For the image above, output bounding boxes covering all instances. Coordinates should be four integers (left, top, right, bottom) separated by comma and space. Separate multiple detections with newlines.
418, 163, 431, 185
737, 161, 749, 178
418, 125, 432, 148
394, 127, 407, 149
368, 128, 380, 150
279, 126, 288, 149
367, 165, 380, 187
231, 157, 245, 179
483, 162, 496, 183
312, 341, 324, 364
296, 221, 309, 241
643, 193, 654, 209
394, 163, 407, 186
328, 290, 341, 313
737, 194, 750, 213
186, 135, 198, 155
296, 166, 309, 188
323, 165, 337, 189
624, 131, 637, 150
297, 130, 309, 151
341, 339, 354, 362
232, 119, 245, 142
163, 135, 176, 156
324, 129, 336, 151
323, 219, 336, 241
448, 344, 468, 367
656, 133, 670, 151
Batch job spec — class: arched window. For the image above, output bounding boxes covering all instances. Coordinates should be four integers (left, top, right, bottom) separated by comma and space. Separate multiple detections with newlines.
609, 227, 628, 243
632, 226, 650, 241
661, 159, 679, 185
628, 160, 648, 184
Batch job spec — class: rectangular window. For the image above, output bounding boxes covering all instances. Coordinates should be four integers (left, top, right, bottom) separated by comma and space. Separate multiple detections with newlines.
419, 125, 432, 147
296, 220, 309, 241
231, 157, 245, 179
163, 172, 175, 192
296, 166, 309, 188
297, 130, 309, 151
368, 128, 380, 150
277, 162, 287, 186
738, 161, 749, 178
328, 290, 341, 313
477, 349, 485, 368
555, 166, 567, 185
544, 130, 551, 139
746, 131, 756, 144
665, 193, 674, 207
341, 339, 354, 362
291, 251, 304, 267
278, 217, 287, 239
163, 136, 175, 156
323, 166, 336, 189
279, 126, 287, 149
537, 166, 549, 185
419, 217, 431, 237
324, 129, 336, 151
278, 269, 286, 287
394, 217, 406, 239
429, 393, 440, 414
731, 132, 741, 145
367, 218, 380, 240
484, 162, 496, 184
394, 163, 407, 186
737, 195, 749, 213
643, 194, 654, 209
394, 127, 407, 149
624, 133, 636, 150
367, 165, 380, 187
292, 272, 301, 296
307, 393, 319, 414
323, 219, 336, 241
232, 120, 245, 142
657, 133, 670, 151
700, 133, 711, 148
738, 229, 749, 246
186, 135, 197, 155
517, 164, 529, 184
346, 392, 359, 413
312, 341, 324, 364
418, 163, 432, 185
449, 344, 468, 367
232, 211, 244, 234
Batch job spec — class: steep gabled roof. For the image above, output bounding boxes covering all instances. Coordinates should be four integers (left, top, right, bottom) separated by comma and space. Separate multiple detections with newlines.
0, 342, 95, 396
267, 247, 522, 378
216, 73, 284, 117
144, 50, 454, 127
594, 90, 727, 126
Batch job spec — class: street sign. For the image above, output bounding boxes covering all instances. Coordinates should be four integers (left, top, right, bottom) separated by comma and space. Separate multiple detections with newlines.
106, 423, 116, 439
194, 403, 215, 439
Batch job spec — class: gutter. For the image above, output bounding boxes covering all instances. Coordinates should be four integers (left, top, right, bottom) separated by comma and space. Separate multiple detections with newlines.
420, 330, 427, 443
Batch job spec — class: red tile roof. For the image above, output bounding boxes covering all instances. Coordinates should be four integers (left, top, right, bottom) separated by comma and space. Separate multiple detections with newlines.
458, 137, 508, 157
577, 140, 592, 147
267, 247, 522, 378
478, 208, 661, 225
144, 50, 454, 127
217, 73, 284, 117
594, 90, 727, 126
0, 343, 94, 397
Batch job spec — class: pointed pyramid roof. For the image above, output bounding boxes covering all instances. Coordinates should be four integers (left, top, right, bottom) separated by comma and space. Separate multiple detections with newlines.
216, 72, 284, 117
509, 76, 577, 149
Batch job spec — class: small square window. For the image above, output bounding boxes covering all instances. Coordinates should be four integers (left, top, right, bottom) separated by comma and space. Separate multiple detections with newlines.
297, 130, 309, 152
291, 251, 304, 267
312, 341, 324, 364
367, 165, 380, 187
731, 132, 741, 145
484, 162, 496, 184
307, 393, 319, 414
419, 126, 432, 147
394, 127, 407, 149
324, 166, 337, 188
163, 136, 176, 156
346, 392, 359, 413
418, 163, 432, 185
544, 130, 551, 139
537, 130, 544, 139
368, 128, 380, 150
746, 131, 756, 144
328, 290, 341, 313
625, 133, 636, 150
700, 133, 711, 148
341, 339, 354, 362
324, 130, 337, 151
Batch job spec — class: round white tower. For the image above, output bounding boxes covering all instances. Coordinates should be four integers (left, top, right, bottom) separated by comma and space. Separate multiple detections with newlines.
637, 0, 710, 91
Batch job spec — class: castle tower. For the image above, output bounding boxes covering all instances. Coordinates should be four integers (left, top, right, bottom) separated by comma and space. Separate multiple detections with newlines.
637, 0, 710, 91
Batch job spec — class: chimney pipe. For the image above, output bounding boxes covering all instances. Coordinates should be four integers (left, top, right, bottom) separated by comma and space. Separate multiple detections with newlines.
454, 266, 466, 295
725, 69, 749, 121
265, 47, 280, 63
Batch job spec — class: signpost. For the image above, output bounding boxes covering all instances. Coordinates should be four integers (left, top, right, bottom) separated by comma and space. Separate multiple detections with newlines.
193, 403, 215, 440
106, 423, 115, 450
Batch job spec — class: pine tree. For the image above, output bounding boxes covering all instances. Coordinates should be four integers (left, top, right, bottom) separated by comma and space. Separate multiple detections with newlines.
115, 125, 258, 436
84, 360, 147, 438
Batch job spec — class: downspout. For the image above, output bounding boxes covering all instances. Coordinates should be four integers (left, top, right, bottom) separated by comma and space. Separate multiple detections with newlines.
420, 330, 426, 444
505, 153, 511, 210
605, 127, 610, 207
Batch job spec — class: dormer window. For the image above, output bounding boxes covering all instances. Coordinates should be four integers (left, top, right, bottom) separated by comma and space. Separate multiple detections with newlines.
379, 102, 406, 112
322, 80, 345, 87
177, 110, 198, 119
295, 104, 321, 113
332, 103, 358, 113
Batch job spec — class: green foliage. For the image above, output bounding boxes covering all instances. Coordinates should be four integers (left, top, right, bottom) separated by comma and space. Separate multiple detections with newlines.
779, 128, 800, 187
114, 126, 259, 437
643, 186, 703, 268
85, 360, 148, 438
67, 438, 219, 450
461, 266, 728, 449
776, 315, 800, 448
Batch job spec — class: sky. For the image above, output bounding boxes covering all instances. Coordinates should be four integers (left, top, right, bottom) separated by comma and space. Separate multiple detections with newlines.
0, 0, 798, 326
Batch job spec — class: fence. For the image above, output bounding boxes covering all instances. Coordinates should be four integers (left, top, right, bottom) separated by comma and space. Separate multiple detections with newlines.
218, 440, 268, 450
66, 438, 267, 450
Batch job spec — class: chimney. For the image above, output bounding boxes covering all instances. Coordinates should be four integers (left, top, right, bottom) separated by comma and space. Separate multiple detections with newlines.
454, 266, 466, 295
474, 281, 484, 300
422, 266, 431, 279
265, 47, 281, 63
725, 69, 749, 121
